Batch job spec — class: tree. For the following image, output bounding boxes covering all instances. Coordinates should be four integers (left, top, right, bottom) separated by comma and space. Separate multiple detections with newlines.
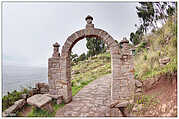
130, 24, 144, 45
86, 37, 106, 57
136, 2, 155, 33
130, 2, 177, 46
136, 2, 177, 34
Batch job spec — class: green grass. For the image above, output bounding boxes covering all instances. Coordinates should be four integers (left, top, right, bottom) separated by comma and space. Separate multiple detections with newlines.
27, 100, 65, 117
131, 94, 159, 115
2, 88, 30, 111
134, 16, 177, 81
71, 52, 111, 96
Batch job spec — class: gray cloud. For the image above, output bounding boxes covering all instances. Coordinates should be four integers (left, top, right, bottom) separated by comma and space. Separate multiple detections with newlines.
2, 2, 138, 67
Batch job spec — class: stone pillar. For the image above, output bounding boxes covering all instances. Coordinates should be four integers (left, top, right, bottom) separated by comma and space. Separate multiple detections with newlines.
119, 38, 135, 102
110, 37, 135, 112
111, 47, 121, 103
58, 53, 72, 103
48, 42, 61, 95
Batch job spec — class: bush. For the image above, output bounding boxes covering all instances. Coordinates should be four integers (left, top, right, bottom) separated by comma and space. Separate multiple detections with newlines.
28, 100, 64, 117
134, 17, 177, 80
2, 88, 30, 111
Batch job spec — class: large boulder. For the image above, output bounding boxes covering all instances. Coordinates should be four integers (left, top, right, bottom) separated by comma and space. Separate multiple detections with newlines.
27, 94, 53, 112
135, 80, 142, 88
115, 101, 129, 108
3, 99, 26, 117
14, 99, 26, 109
44, 94, 63, 104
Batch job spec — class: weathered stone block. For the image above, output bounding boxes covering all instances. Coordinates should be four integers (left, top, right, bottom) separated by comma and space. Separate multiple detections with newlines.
27, 94, 53, 113
44, 94, 63, 104
135, 80, 142, 88
115, 100, 129, 108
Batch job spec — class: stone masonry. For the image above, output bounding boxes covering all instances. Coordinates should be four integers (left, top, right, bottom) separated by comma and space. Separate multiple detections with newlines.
48, 15, 135, 106
48, 42, 61, 95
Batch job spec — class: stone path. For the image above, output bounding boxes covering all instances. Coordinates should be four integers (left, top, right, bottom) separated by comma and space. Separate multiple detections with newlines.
56, 74, 122, 117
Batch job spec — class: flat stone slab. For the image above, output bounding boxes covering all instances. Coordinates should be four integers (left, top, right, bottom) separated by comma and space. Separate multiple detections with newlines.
115, 101, 129, 108
44, 94, 63, 99
27, 94, 52, 108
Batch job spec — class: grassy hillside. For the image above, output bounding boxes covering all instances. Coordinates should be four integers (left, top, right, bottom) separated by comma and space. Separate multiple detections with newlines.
71, 52, 111, 96
134, 16, 177, 81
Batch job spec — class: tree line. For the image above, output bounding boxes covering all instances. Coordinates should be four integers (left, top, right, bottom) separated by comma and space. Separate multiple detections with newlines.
130, 2, 177, 45
70, 37, 107, 65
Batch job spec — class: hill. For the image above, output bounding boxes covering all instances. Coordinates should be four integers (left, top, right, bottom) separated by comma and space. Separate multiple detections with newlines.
71, 52, 111, 96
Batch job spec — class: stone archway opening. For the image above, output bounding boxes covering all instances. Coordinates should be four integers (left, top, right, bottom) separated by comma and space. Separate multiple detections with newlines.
70, 35, 112, 95
48, 16, 135, 109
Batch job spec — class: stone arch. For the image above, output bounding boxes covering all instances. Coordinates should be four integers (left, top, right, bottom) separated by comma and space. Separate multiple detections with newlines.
59, 28, 121, 103
48, 16, 135, 106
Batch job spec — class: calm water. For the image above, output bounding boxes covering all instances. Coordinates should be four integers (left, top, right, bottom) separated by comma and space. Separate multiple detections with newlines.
2, 65, 48, 96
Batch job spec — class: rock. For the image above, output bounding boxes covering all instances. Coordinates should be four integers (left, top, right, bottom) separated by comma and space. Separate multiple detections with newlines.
115, 101, 129, 108
71, 70, 80, 75
35, 83, 49, 94
159, 57, 170, 66
110, 108, 123, 117
110, 101, 119, 108
36, 83, 49, 89
32, 88, 39, 94
135, 80, 142, 88
27, 94, 52, 108
136, 88, 142, 93
14, 99, 26, 109
49, 89, 58, 95
132, 104, 142, 112
44, 94, 63, 104
21, 94, 28, 99
137, 104, 143, 110
135, 92, 142, 96
27, 94, 53, 113
161, 104, 167, 112
129, 99, 134, 104
143, 78, 156, 91
132, 104, 138, 112
40, 88, 49, 94
3, 99, 26, 117
3, 105, 18, 115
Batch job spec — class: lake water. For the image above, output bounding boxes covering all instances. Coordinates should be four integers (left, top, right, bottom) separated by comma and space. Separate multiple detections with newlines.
2, 65, 48, 96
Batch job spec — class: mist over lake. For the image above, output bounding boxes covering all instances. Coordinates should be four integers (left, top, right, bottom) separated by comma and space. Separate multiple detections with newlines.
2, 65, 48, 96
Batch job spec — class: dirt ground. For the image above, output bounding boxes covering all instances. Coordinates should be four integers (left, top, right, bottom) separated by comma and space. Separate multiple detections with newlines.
139, 74, 177, 117
18, 105, 32, 117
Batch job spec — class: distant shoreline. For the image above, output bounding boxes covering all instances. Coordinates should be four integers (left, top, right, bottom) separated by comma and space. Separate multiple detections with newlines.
2, 65, 48, 96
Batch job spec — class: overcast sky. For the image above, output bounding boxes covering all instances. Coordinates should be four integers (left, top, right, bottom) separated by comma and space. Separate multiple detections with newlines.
2, 2, 139, 67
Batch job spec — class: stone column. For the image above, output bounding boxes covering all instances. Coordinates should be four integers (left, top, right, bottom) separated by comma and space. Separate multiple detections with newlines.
58, 53, 72, 103
119, 38, 135, 102
48, 42, 61, 95
110, 38, 135, 114
111, 46, 121, 103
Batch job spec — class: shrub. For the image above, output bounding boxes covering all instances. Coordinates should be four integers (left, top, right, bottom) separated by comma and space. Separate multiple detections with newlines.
134, 16, 177, 80
2, 88, 30, 111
